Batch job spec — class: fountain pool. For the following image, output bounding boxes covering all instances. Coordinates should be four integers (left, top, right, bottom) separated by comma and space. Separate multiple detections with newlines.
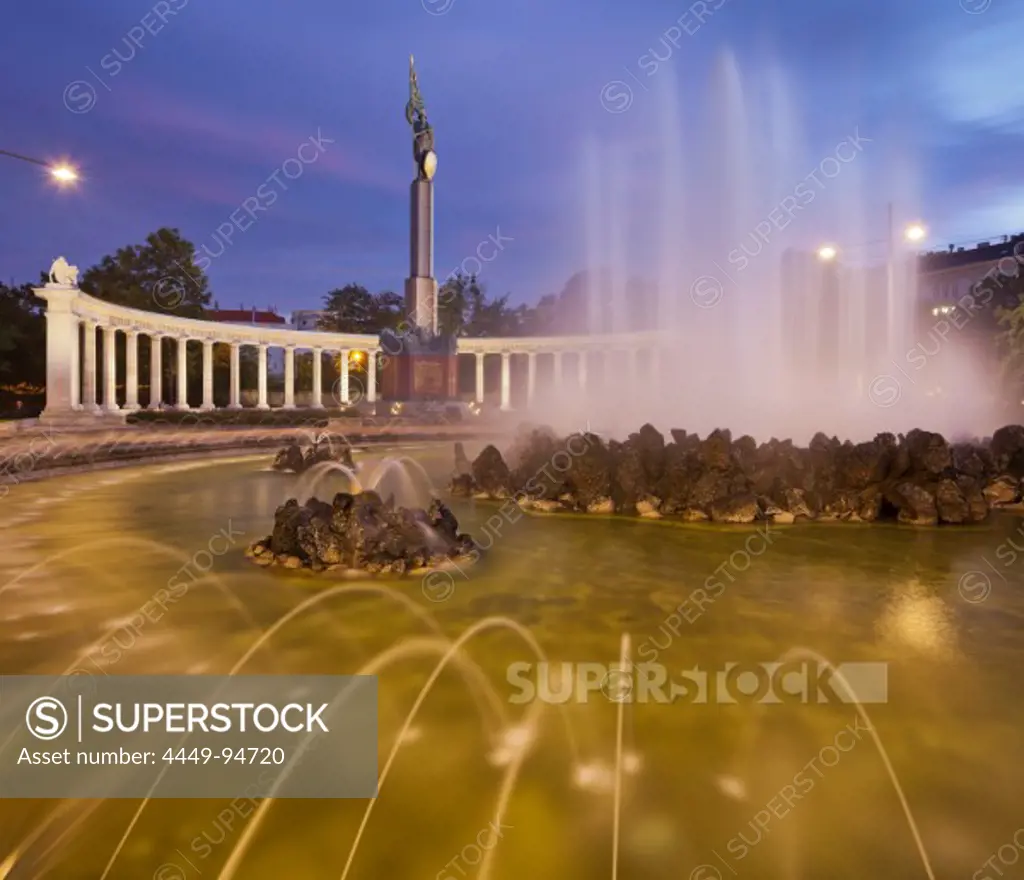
0, 445, 1022, 879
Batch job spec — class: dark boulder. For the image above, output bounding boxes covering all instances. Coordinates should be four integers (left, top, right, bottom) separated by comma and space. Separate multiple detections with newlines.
698, 429, 733, 471
836, 440, 890, 489
251, 490, 478, 574
709, 494, 760, 524
983, 475, 1020, 507
508, 428, 566, 501
903, 429, 952, 477
886, 482, 938, 526
273, 444, 305, 473
273, 440, 355, 474
990, 425, 1024, 477
472, 445, 511, 497
269, 499, 308, 557
935, 479, 969, 525
565, 434, 612, 509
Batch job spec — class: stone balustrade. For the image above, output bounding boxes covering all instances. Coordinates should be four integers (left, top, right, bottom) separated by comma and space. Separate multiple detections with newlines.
33, 285, 661, 422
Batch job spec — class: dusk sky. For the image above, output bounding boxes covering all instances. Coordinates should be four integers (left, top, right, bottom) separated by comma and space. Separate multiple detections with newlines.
2, 0, 1022, 316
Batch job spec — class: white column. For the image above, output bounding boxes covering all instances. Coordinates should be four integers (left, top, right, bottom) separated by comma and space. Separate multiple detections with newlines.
228, 342, 241, 409
257, 343, 269, 410
650, 348, 660, 384
367, 350, 377, 403
339, 349, 350, 404
82, 321, 98, 412
283, 346, 296, 409
474, 352, 485, 403
500, 352, 512, 411
175, 337, 189, 410
102, 326, 120, 412
70, 320, 81, 410
553, 350, 563, 388
124, 330, 139, 410
201, 340, 215, 411
527, 351, 537, 404
149, 335, 163, 410
311, 348, 323, 408
34, 287, 81, 418
577, 349, 587, 390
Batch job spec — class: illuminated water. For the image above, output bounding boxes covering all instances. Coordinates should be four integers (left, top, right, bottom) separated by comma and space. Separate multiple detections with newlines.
1, 448, 1023, 878
554, 54, 1004, 443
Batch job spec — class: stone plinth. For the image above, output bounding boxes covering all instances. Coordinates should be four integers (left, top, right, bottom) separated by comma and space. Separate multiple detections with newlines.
379, 328, 458, 401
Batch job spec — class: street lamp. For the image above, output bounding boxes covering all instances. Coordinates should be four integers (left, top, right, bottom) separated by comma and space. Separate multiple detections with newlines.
812, 207, 927, 390
50, 164, 78, 183
904, 222, 927, 243
0, 149, 79, 185
886, 205, 928, 359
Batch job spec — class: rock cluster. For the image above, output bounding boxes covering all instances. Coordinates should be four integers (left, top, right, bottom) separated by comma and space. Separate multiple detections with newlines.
247, 491, 478, 573
272, 440, 355, 474
450, 424, 1024, 525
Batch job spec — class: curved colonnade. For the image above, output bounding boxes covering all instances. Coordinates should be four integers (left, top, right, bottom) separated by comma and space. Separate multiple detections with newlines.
35, 286, 661, 420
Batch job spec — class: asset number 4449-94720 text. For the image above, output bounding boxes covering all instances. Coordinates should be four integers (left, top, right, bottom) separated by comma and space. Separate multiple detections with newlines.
162, 747, 285, 765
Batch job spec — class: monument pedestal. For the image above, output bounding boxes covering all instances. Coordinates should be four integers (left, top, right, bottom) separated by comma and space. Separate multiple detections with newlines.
379, 328, 458, 402
381, 355, 459, 401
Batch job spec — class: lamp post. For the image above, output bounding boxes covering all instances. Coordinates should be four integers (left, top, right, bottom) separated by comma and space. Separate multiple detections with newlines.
884, 203, 927, 360
816, 209, 927, 395
817, 207, 927, 357
0, 149, 79, 184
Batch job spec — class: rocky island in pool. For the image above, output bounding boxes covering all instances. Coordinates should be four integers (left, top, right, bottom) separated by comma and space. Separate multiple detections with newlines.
452, 423, 1024, 525
247, 491, 478, 574
272, 439, 356, 474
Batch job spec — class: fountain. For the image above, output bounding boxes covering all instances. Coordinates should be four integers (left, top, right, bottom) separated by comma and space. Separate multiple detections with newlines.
542, 52, 1005, 444
272, 438, 356, 475
247, 492, 478, 574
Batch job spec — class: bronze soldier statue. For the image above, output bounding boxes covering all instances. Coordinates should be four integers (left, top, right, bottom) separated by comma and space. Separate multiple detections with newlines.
406, 55, 436, 179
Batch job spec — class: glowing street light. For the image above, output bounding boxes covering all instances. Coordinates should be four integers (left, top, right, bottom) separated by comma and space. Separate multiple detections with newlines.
816, 244, 838, 261
904, 222, 927, 243
0, 149, 79, 186
49, 164, 79, 184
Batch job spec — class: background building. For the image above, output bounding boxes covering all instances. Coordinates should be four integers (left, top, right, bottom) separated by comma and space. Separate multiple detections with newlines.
290, 309, 328, 331
918, 233, 1024, 314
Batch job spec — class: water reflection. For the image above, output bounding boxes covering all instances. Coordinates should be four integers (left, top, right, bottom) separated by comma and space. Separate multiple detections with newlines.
877, 585, 958, 658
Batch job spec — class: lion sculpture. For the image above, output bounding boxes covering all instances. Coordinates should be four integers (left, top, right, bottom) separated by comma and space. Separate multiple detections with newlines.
48, 256, 79, 287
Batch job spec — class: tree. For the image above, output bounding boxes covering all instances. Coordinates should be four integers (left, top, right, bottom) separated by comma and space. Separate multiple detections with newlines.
371, 291, 404, 331
319, 284, 377, 333
438, 275, 469, 336
80, 227, 212, 318
0, 282, 45, 400
991, 270, 1024, 398
463, 276, 521, 336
